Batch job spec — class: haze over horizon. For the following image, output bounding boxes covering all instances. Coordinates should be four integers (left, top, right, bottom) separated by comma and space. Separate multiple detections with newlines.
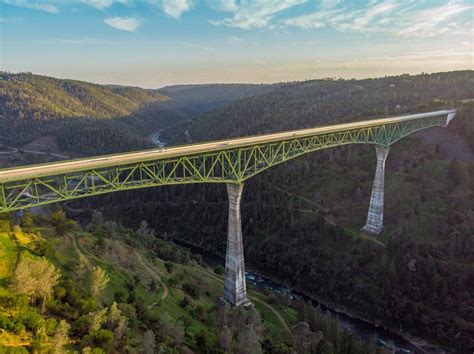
1, 0, 473, 88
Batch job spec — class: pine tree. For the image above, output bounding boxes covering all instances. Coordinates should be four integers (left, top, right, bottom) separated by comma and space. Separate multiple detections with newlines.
51, 320, 71, 353
90, 265, 110, 301
142, 330, 156, 354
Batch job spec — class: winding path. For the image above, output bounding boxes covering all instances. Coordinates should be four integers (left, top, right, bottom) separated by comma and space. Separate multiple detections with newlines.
133, 250, 169, 301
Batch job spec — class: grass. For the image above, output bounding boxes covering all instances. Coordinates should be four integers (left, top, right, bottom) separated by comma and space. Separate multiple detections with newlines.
0, 231, 18, 280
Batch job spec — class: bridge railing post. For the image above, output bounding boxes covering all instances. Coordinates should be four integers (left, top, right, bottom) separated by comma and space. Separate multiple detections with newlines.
362, 145, 390, 236
224, 183, 251, 307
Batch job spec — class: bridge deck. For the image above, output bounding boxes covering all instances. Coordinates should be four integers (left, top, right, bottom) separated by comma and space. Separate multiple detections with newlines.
0, 109, 455, 183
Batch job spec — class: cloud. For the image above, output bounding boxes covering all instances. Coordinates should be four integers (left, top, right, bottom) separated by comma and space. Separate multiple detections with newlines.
210, 0, 307, 29
284, 8, 341, 29
320, 0, 341, 9
82, 0, 114, 9
104, 16, 141, 31
284, 1, 400, 31
395, 2, 473, 38
283, 1, 472, 38
4, 0, 59, 13
208, 0, 238, 12
345, 1, 399, 32
147, 0, 194, 19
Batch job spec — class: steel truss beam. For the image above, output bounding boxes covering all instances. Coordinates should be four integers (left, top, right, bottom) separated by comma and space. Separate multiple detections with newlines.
0, 114, 450, 213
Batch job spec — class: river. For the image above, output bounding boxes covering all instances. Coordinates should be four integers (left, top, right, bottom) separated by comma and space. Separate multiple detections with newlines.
174, 240, 443, 354
151, 130, 166, 148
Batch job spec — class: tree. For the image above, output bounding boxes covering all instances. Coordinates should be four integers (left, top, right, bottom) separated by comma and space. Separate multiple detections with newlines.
77, 253, 89, 281
51, 320, 71, 353
219, 325, 232, 352
90, 266, 110, 301
21, 210, 35, 231
448, 158, 468, 187
156, 312, 183, 347
293, 322, 321, 354
88, 308, 107, 334
179, 315, 192, 336
30, 324, 50, 353
50, 207, 71, 236
142, 330, 156, 354
9, 255, 60, 312
195, 331, 215, 353
136, 220, 154, 246
214, 265, 225, 275
107, 302, 121, 327
106, 302, 128, 348
237, 325, 262, 354
90, 210, 104, 233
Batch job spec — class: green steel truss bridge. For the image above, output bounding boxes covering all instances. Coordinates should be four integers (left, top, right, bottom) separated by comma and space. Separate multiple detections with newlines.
0, 109, 455, 214
0, 109, 457, 306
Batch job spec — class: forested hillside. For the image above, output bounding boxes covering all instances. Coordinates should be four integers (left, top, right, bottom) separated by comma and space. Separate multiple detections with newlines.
0, 210, 384, 353
0, 72, 171, 156
0, 72, 168, 121
157, 83, 278, 117
169, 71, 474, 143
0, 73, 276, 159
75, 71, 474, 351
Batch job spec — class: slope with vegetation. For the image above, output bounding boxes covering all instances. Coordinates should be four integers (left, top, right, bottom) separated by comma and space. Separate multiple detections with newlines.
0, 209, 386, 353
0, 72, 169, 157
157, 83, 278, 117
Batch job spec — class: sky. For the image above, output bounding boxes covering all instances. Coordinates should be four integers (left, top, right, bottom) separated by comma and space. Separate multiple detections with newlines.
0, 0, 472, 88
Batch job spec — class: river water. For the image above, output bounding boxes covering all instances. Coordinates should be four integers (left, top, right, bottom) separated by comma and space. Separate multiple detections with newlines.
175, 240, 436, 354
151, 130, 166, 148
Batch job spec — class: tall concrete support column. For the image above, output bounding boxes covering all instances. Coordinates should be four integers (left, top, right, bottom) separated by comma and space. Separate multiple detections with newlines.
362, 145, 390, 236
224, 183, 250, 306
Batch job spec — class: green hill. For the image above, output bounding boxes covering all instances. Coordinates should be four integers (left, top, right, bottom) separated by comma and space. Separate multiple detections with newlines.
0, 211, 380, 353
0, 72, 169, 121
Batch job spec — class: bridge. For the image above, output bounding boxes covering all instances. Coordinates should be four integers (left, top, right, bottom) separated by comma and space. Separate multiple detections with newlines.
0, 109, 456, 306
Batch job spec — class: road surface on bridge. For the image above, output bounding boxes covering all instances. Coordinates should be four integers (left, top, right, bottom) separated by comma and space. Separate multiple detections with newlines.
0, 109, 455, 183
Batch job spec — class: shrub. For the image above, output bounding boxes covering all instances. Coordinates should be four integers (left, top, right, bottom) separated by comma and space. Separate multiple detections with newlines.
182, 282, 200, 300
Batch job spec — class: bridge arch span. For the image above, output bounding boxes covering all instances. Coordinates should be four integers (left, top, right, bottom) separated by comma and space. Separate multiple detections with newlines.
0, 109, 455, 213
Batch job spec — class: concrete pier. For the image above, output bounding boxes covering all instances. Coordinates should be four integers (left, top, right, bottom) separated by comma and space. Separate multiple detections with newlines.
224, 183, 250, 306
362, 145, 390, 236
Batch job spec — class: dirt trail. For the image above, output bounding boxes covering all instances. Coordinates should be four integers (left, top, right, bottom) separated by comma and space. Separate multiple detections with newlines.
133, 250, 169, 301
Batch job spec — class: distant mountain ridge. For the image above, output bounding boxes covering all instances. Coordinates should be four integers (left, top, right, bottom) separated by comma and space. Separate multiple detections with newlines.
169, 70, 474, 144
0, 72, 169, 122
